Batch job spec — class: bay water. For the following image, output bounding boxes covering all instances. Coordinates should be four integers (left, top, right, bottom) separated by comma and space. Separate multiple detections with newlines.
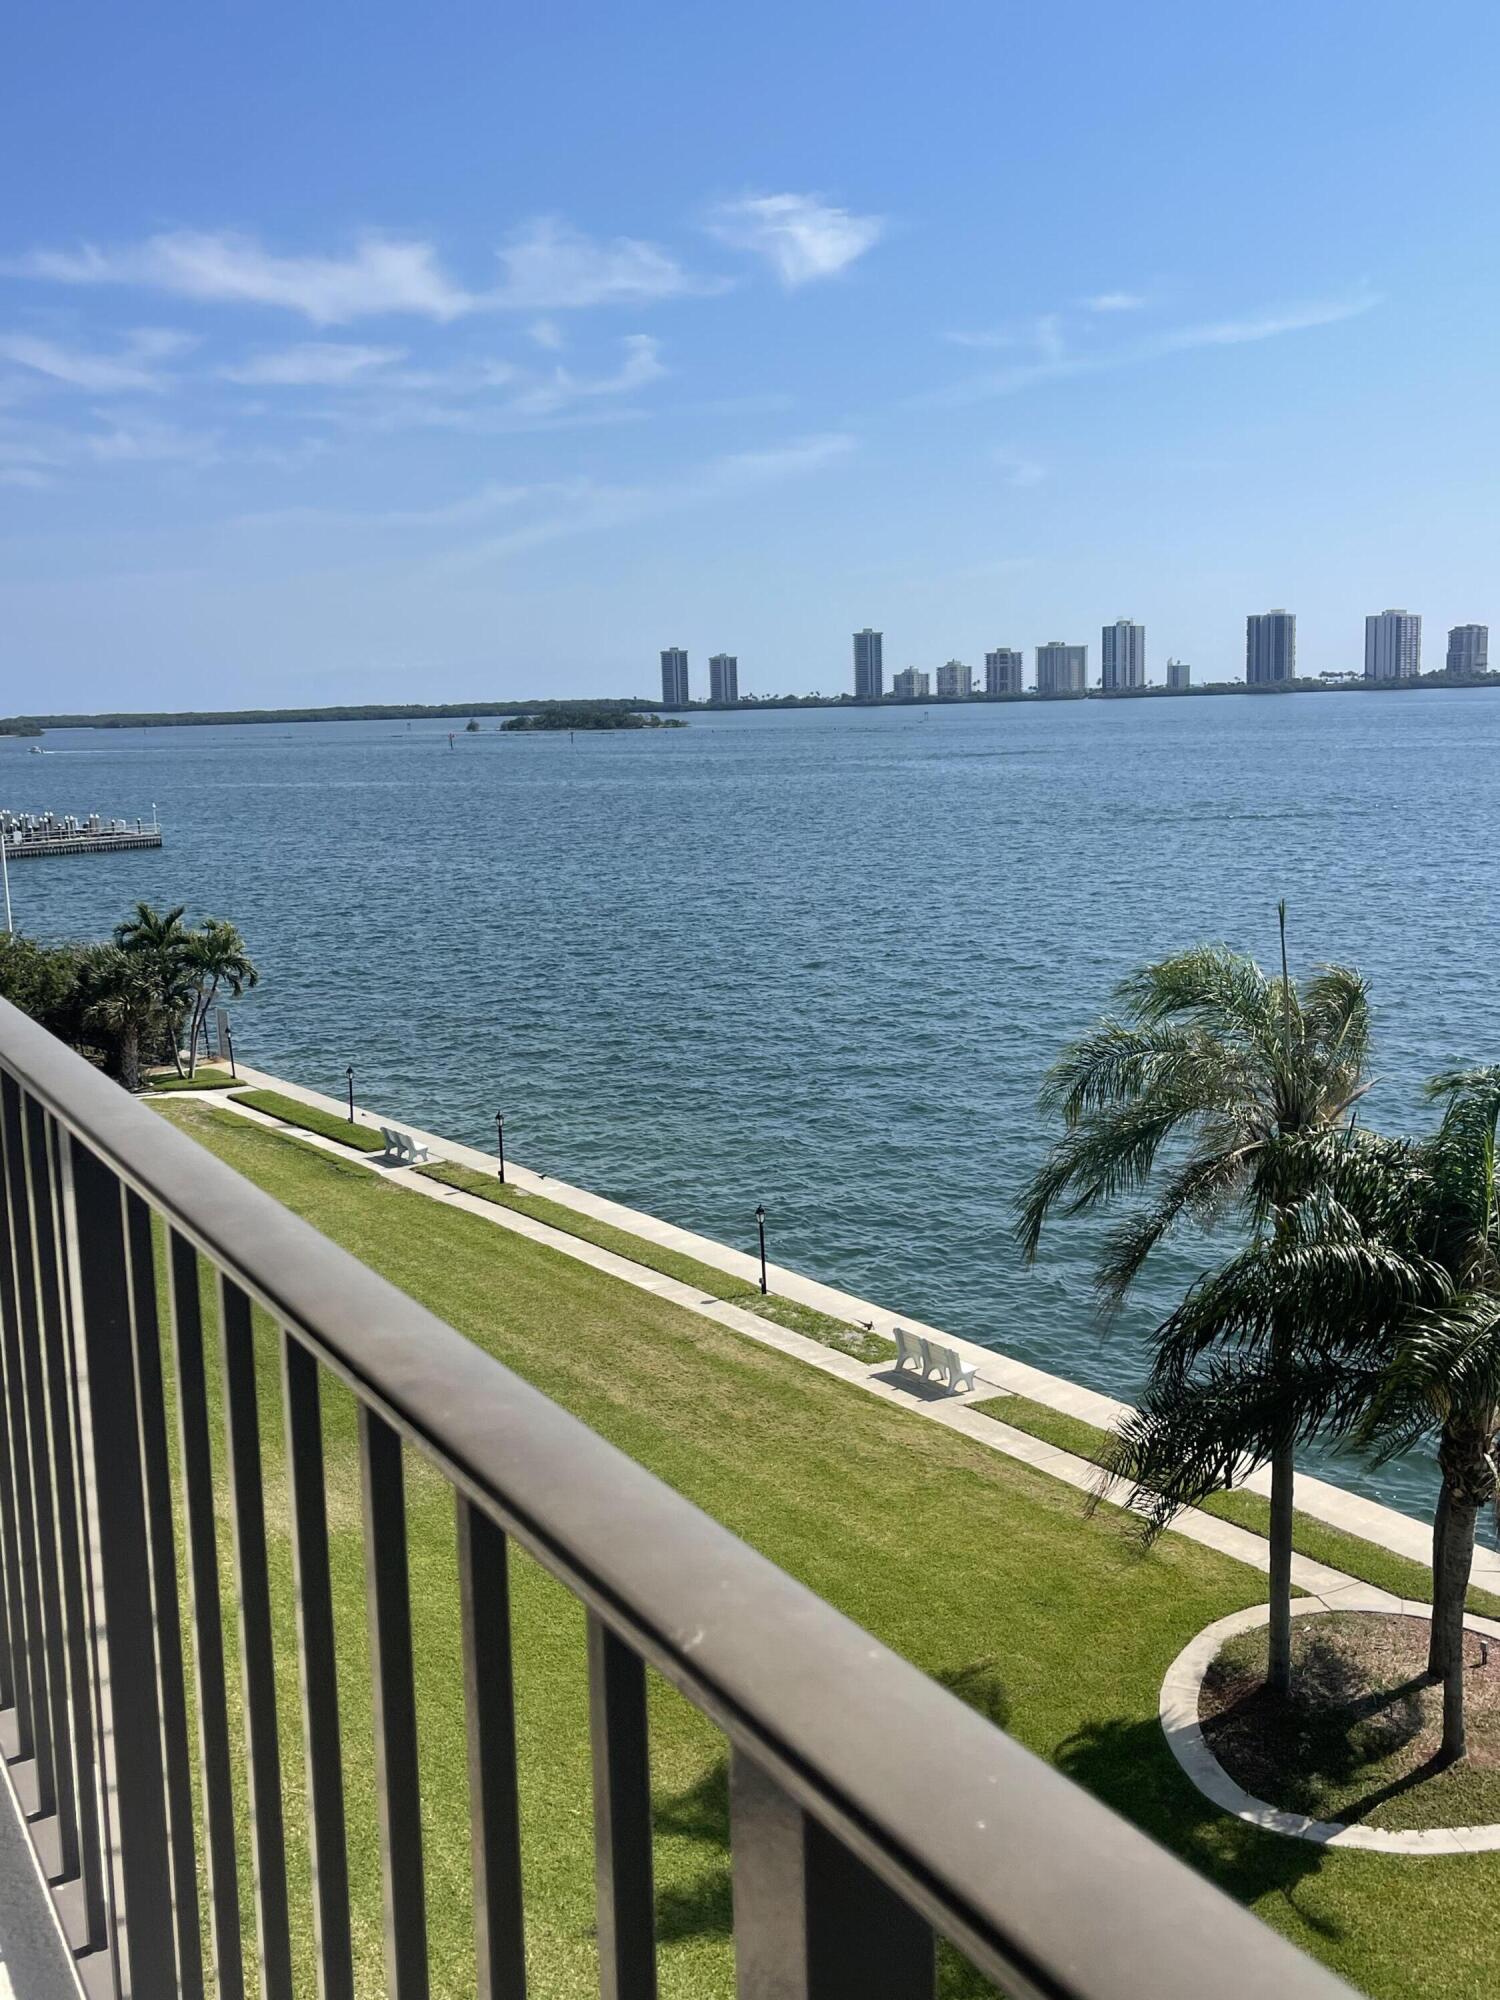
6, 690, 1492, 1523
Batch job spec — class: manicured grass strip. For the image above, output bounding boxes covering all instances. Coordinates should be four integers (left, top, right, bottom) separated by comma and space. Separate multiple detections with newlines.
418, 1160, 894, 1363
418, 1160, 750, 1295
147, 1065, 238, 1092
974, 1393, 1500, 1622
157, 1100, 1500, 2000
972, 1392, 1109, 1464
231, 1087, 386, 1152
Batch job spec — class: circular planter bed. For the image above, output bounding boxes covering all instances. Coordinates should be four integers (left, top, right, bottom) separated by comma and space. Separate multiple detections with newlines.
1160, 1597, 1500, 1852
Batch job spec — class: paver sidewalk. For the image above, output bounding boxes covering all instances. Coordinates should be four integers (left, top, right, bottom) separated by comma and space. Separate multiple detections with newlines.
166, 1066, 1471, 1617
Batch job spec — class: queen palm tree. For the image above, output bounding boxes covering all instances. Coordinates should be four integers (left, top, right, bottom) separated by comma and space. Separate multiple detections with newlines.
1017, 912, 1372, 1694
114, 902, 194, 1073
181, 918, 258, 1077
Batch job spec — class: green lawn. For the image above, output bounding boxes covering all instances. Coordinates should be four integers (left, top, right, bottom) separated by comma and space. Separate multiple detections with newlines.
230, 1086, 387, 1151
974, 1392, 1500, 1622
419, 1159, 894, 1362
155, 1100, 1500, 2000
147, 1064, 238, 1092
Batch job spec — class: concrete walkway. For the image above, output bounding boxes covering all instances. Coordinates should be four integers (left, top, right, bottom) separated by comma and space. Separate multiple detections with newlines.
164, 1063, 1479, 1615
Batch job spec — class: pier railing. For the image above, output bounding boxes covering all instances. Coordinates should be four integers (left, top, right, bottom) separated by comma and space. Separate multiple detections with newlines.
0, 992, 1349, 2000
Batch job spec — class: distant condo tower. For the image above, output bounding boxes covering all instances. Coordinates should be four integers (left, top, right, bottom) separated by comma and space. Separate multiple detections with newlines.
892, 666, 930, 698
935, 659, 973, 697
1101, 618, 1146, 690
1166, 658, 1191, 690
1035, 641, 1087, 695
708, 652, 739, 704
1364, 609, 1422, 681
985, 647, 1024, 695
1246, 610, 1296, 686
660, 647, 690, 708
853, 627, 884, 699
1447, 624, 1489, 674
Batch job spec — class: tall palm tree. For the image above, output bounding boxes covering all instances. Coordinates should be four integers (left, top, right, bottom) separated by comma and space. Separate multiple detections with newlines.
181, 919, 258, 1077
1356, 1071, 1500, 1762
114, 902, 193, 1073
1017, 913, 1372, 1694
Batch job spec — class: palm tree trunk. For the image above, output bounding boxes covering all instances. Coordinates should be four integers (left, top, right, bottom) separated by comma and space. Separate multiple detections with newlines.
1429, 1480, 1452, 1676
1267, 1442, 1295, 1697
119, 1021, 141, 1094
1433, 1425, 1497, 1765
1433, 1476, 1477, 1764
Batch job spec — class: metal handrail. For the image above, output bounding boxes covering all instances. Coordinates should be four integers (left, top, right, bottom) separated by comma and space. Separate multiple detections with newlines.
0, 995, 1350, 2000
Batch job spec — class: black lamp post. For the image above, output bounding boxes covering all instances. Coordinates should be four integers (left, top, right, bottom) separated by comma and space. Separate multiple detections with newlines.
755, 1203, 768, 1295
345, 1064, 355, 1123
225, 1020, 237, 1081
495, 1112, 506, 1185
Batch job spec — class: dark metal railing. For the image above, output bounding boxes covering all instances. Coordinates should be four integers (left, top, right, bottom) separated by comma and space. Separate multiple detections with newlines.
0, 994, 1350, 1999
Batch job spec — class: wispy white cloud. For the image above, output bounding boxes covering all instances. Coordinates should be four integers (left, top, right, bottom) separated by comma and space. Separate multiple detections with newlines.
706, 194, 884, 286
221, 341, 406, 385
0, 327, 192, 393
1155, 296, 1381, 349
507, 334, 665, 417
80, 416, 222, 465
441, 431, 855, 570
527, 318, 564, 350
8, 220, 720, 322
8, 231, 475, 325
927, 290, 1380, 406
1084, 291, 1146, 313
944, 313, 1064, 356
490, 220, 712, 309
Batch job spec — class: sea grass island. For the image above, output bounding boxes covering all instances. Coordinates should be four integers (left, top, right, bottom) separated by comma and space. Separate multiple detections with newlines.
499, 706, 686, 731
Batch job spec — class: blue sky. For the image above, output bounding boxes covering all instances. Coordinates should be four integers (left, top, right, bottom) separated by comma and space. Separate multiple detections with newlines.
4, 0, 1498, 708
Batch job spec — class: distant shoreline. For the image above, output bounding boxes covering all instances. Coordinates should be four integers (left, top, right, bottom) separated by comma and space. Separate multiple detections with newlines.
2, 672, 1497, 735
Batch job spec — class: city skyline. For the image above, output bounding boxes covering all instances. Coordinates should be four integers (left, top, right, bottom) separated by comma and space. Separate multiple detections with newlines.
662, 605, 1494, 704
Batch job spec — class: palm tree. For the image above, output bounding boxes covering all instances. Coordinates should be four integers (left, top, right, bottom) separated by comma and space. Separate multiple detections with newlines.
78, 945, 164, 1092
114, 902, 193, 1073
181, 919, 258, 1077
1017, 912, 1372, 1695
1355, 1071, 1500, 1762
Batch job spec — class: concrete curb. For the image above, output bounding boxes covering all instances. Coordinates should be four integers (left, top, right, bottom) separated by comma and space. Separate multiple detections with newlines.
1160, 1598, 1500, 1853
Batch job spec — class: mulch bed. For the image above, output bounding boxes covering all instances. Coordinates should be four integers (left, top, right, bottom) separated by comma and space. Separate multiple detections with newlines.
1199, 1613, 1500, 1830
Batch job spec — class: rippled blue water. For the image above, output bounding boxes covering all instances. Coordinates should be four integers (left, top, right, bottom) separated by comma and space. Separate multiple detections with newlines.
7, 692, 1494, 1522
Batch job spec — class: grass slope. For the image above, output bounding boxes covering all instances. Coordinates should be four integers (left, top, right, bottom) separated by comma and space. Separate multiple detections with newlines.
230, 1087, 386, 1151
419, 1159, 893, 1362
155, 1100, 1500, 2000
973, 1393, 1500, 1623
147, 1064, 238, 1092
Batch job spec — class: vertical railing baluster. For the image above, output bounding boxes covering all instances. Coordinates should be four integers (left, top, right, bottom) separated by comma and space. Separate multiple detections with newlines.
586, 1614, 657, 2000
35, 1106, 107, 1946
729, 1752, 934, 2000
1, 1073, 65, 1837
60, 1134, 178, 1994
457, 1498, 527, 1999
0, 1076, 43, 1783
219, 1274, 294, 2000
360, 1405, 429, 1999
168, 1232, 245, 2000
16, 1093, 80, 1881
282, 1331, 354, 2000
123, 1192, 204, 2000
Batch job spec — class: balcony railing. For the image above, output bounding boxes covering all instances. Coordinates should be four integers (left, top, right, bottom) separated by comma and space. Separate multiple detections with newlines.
0, 992, 1349, 1999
